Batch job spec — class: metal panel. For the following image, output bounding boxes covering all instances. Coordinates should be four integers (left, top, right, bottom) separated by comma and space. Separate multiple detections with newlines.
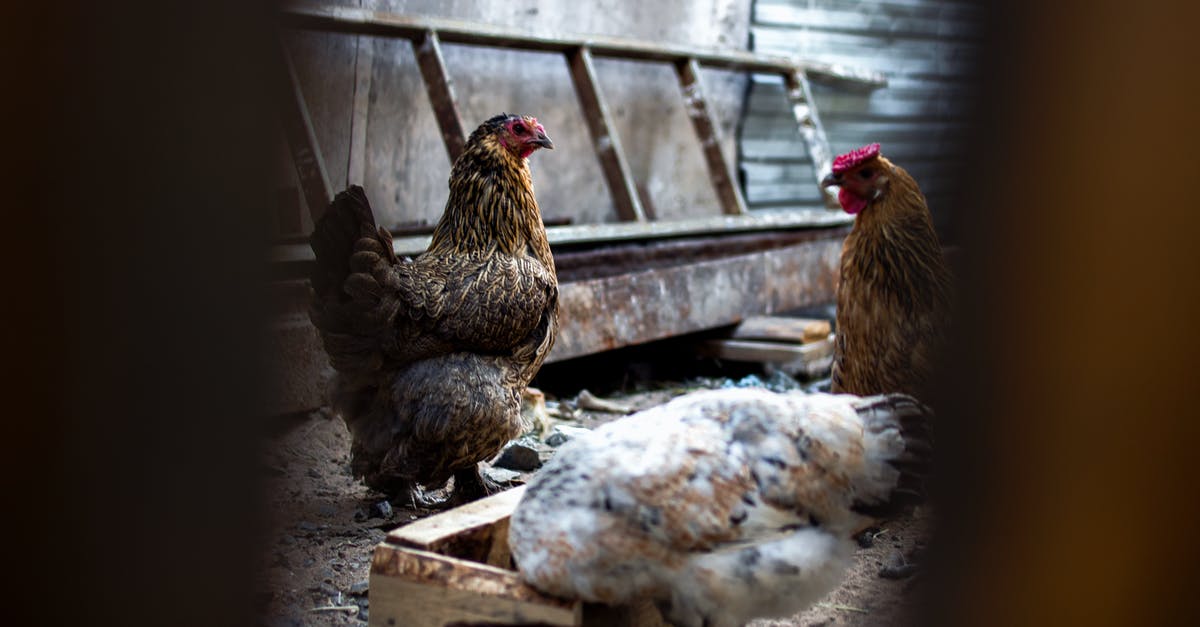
739, 0, 982, 228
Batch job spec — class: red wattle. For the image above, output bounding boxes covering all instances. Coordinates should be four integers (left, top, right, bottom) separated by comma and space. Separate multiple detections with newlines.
839, 188, 867, 215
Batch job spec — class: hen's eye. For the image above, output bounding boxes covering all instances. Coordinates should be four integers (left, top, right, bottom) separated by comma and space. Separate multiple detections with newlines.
857, 167, 874, 179
513, 123, 527, 134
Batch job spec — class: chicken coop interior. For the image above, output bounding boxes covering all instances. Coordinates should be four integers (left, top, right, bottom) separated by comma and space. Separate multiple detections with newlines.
253, 1, 981, 625
14, 1, 1200, 627
270, 0, 978, 415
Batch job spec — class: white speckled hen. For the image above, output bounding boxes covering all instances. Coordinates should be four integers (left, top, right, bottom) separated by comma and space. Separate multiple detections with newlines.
309, 114, 558, 507
509, 388, 932, 627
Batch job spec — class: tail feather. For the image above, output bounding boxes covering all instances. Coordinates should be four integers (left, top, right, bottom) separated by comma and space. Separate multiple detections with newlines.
309, 185, 391, 299
848, 393, 934, 519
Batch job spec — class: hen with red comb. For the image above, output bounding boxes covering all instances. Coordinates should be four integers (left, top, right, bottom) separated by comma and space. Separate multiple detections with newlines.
820, 144, 951, 402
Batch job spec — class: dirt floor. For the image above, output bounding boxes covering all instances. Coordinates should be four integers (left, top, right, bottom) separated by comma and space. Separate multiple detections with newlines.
257, 378, 930, 627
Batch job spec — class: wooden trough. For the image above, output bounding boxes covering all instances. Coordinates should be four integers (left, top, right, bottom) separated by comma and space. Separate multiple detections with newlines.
370, 485, 666, 627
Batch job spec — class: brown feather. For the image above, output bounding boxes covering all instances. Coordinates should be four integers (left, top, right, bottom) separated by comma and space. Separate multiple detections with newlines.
309, 114, 558, 504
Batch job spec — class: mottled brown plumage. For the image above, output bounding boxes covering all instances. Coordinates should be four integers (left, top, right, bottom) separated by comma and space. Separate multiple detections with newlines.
309, 113, 558, 505
822, 148, 951, 402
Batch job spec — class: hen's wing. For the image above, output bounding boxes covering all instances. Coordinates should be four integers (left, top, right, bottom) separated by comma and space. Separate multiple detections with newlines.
309, 186, 556, 373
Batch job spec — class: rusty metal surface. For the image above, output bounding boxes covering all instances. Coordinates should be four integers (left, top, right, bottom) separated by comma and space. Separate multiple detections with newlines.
413, 30, 468, 164
277, 35, 334, 224
675, 58, 748, 216
553, 226, 849, 282
279, 3, 887, 85
566, 47, 646, 222
548, 234, 843, 363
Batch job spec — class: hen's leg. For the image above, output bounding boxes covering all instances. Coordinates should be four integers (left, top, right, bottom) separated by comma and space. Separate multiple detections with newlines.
448, 466, 504, 505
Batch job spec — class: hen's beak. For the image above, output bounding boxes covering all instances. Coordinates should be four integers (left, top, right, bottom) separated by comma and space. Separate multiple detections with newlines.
532, 130, 554, 150
820, 172, 840, 188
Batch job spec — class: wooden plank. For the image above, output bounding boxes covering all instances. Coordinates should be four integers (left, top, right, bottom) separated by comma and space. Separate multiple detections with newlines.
270, 211, 852, 262
413, 30, 468, 163
729, 316, 832, 344
697, 336, 835, 378
346, 33, 373, 185
784, 70, 838, 209
675, 58, 747, 216
279, 4, 886, 86
369, 546, 580, 627
388, 486, 526, 568
566, 47, 646, 222
276, 34, 334, 224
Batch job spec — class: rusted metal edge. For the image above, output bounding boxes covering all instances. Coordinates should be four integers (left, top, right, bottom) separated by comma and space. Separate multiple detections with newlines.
270, 210, 853, 263
567, 47, 646, 222
277, 34, 334, 223
413, 30, 468, 163
676, 57, 748, 216
549, 235, 843, 363
784, 70, 839, 209
278, 4, 887, 86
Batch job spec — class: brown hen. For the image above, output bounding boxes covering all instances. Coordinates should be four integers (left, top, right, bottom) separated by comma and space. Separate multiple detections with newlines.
821, 143, 951, 402
309, 113, 558, 506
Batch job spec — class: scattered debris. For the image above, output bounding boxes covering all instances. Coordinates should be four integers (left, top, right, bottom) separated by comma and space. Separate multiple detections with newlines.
520, 386, 553, 437
815, 602, 870, 614
574, 389, 633, 414
368, 500, 393, 520
878, 549, 920, 580
492, 438, 542, 471
544, 424, 593, 447
309, 605, 359, 614
482, 465, 522, 485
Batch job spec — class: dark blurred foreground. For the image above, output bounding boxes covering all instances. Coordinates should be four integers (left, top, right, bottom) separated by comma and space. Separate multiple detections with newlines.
2, 2, 1198, 626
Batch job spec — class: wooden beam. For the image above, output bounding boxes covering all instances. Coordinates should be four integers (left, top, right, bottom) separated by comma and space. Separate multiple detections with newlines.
369, 546, 579, 627
675, 57, 747, 216
550, 235, 843, 362
413, 30, 468, 163
388, 486, 525, 568
728, 316, 832, 344
279, 4, 887, 86
784, 70, 838, 209
346, 33, 373, 185
276, 35, 333, 223
270, 211, 853, 263
566, 46, 646, 222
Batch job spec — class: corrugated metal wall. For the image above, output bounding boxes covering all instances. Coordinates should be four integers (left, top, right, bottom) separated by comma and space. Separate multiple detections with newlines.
739, 0, 982, 231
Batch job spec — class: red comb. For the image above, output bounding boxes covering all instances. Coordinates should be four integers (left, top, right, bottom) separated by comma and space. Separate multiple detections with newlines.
832, 143, 881, 174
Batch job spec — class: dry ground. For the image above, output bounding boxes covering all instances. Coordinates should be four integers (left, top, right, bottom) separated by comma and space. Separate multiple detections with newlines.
258, 384, 929, 627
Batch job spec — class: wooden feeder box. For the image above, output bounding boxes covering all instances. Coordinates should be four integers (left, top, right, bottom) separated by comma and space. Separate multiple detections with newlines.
369, 485, 666, 627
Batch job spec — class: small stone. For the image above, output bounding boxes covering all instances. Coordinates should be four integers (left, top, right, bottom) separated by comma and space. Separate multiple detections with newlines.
545, 424, 592, 447
307, 468, 321, 479
482, 466, 521, 485
879, 550, 919, 580
317, 502, 337, 517
302, 557, 316, 568
348, 580, 370, 596
493, 441, 542, 471
279, 534, 296, 546
297, 521, 321, 532
369, 500, 394, 519
854, 527, 878, 548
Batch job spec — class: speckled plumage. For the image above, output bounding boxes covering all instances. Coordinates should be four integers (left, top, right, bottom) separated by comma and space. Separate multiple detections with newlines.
309, 114, 558, 504
825, 148, 952, 401
509, 388, 933, 627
